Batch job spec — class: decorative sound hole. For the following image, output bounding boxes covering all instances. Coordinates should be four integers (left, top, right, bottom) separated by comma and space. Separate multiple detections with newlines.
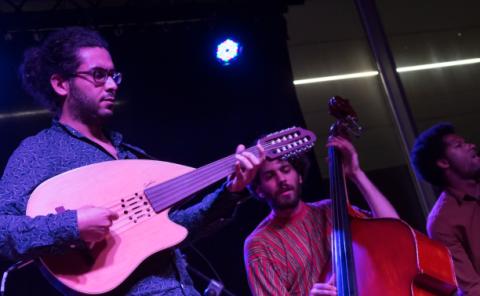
120, 193, 153, 223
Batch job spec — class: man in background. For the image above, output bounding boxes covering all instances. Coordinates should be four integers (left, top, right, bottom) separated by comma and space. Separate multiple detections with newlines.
412, 123, 480, 295
244, 136, 398, 296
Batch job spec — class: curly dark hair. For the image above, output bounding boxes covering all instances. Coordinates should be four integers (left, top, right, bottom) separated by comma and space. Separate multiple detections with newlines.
410, 123, 456, 187
19, 27, 109, 112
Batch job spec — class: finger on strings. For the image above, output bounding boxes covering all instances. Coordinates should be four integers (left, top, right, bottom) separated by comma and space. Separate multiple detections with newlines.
256, 142, 266, 160
241, 151, 261, 166
235, 154, 253, 170
235, 144, 246, 154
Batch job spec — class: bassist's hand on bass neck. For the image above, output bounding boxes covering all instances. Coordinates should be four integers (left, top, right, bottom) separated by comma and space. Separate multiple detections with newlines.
310, 274, 337, 296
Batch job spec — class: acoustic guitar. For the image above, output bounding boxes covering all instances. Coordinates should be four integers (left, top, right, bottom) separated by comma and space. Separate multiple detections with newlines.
26, 127, 316, 294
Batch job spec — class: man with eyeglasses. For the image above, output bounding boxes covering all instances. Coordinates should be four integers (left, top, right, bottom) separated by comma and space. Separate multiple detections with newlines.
0, 27, 263, 295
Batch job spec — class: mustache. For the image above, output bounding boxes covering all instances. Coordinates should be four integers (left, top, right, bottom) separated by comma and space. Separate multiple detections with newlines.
276, 184, 294, 195
102, 93, 116, 101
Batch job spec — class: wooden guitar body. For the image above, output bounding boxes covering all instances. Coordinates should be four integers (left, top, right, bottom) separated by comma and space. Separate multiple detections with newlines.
26, 160, 192, 295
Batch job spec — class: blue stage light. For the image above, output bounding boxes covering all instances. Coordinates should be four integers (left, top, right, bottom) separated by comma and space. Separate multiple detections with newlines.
216, 39, 241, 65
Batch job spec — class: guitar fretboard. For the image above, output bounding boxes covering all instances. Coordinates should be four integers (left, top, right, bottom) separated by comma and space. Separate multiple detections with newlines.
144, 146, 260, 212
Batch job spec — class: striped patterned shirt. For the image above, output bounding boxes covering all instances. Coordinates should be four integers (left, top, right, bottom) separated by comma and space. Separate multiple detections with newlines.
244, 200, 333, 296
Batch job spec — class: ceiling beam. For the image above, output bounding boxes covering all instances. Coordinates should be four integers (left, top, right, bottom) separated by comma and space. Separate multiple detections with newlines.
0, 1, 300, 32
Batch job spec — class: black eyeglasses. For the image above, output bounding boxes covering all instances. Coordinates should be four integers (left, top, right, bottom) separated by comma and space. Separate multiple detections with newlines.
72, 67, 122, 86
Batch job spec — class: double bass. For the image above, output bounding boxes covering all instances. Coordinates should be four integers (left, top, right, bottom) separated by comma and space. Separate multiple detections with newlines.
327, 96, 457, 296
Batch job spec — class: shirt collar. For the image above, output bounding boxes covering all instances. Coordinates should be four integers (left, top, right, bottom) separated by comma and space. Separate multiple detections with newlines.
444, 187, 480, 204
52, 119, 123, 148
270, 201, 308, 226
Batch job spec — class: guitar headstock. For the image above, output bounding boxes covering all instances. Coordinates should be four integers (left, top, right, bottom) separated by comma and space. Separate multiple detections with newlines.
258, 127, 317, 160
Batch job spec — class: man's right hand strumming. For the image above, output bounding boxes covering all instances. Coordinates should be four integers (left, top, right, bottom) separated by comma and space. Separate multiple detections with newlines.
77, 206, 119, 243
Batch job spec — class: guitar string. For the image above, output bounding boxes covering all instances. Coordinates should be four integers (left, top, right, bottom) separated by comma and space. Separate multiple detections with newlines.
104, 158, 240, 232
92, 140, 284, 212
95, 145, 258, 211
118, 158, 316, 236
89, 152, 241, 211
143, 138, 308, 205
108, 141, 287, 234
76, 138, 309, 234
84, 142, 272, 232
105, 147, 260, 232
143, 144, 264, 201
144, 137, 312, 209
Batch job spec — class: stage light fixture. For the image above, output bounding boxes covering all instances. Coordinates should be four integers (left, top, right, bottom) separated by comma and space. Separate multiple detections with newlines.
216, 39, 241, 65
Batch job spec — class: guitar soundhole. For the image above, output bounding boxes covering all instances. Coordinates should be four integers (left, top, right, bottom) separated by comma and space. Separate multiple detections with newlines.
120, 193, 153, 224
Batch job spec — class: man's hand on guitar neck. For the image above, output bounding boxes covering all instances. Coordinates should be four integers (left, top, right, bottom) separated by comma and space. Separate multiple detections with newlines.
227, 143, 265, 193
77, 206, 119, 243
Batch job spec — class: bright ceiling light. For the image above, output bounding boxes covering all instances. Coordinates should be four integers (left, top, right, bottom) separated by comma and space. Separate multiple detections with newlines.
294, 57, 480, 85
294, 71, 379, 85
396, 58, 480, 72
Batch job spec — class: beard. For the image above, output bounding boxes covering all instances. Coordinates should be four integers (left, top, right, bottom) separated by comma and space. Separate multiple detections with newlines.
68, 83, 114, 126
267, 185, 302, 211
452, 160, 480, 181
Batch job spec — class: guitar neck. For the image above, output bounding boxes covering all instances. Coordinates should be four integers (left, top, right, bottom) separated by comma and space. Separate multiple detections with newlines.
144, 145, 261, 213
